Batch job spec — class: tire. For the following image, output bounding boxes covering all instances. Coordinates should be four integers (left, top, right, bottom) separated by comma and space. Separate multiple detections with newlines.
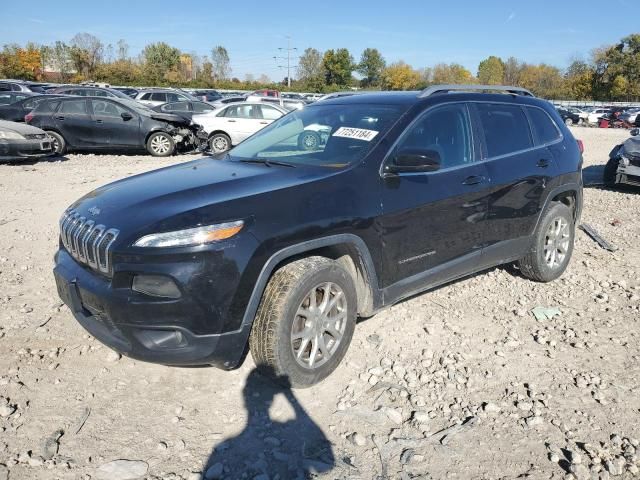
518, 202, 575, 283
45, 131, 66, 155
209, 133, 231, 154
297, 131, 321, 151
565, 118, 573, 127
249, 256, 357, 388
146, 132, 175, 157
603, 157, 620, 186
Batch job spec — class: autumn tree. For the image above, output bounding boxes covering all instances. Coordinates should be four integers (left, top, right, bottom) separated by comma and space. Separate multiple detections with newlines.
381, 61, 420, 90
503, 56, 521, 85
357, 48, 386, 87
142, 42, 180, 85
297, 48, 324, 90
477, 56, 504, 84
323, 48, 354, 86
518, 63, 564, 98
69, 33, 104, 78
564, 60, 593, 100
432, 63, 476, 84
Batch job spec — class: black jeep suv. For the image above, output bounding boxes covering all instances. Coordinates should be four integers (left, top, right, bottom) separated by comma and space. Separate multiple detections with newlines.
54, 85, 583, 387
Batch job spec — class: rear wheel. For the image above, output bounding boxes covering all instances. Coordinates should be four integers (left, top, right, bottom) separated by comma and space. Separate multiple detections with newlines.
518, 202, 575, 282
146, 132, 175, 157
45, 131, 66, 155
209, 133, 231, 154
249, 256, 357, 388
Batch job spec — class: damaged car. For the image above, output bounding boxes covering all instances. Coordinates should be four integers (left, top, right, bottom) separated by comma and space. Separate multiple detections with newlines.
0, 119, 53, 162
605, 128, 640, 187
25, 97, 207, 157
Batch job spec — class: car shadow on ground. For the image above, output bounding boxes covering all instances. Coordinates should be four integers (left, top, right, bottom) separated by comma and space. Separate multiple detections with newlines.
0, 154, 70, 166
202, 366, 335, 480
582, 164, 605, 186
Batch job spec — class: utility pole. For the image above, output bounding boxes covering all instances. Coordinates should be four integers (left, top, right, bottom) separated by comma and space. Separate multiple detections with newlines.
273, 36, 298, 88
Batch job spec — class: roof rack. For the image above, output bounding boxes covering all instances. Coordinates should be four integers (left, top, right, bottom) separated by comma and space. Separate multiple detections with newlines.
418, 84, 535, 98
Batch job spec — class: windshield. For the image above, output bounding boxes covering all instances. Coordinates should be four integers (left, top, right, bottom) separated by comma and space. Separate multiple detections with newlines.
228, 103, 404, 168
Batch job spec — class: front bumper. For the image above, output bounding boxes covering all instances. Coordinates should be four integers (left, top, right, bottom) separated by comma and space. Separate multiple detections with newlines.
616, 163, 640, 187
53, 249, 252, 368
0, 138, 53, 161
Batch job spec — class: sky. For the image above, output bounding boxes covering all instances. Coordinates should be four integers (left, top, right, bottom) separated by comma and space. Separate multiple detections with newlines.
2, 0, 639, 81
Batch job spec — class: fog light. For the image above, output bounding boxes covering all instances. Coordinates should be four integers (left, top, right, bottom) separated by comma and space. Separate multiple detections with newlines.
132, 274, 181, 299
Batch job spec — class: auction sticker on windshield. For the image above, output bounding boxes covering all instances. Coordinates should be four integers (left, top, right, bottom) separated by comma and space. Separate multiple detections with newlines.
332, 127, 379, 141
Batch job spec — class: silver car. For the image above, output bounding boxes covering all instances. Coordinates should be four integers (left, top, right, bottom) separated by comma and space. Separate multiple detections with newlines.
134, 89, 198, 107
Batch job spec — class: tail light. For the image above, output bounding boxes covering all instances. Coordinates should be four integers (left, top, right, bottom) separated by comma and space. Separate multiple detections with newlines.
24, 113, 34, 123
576, 139, 584, 154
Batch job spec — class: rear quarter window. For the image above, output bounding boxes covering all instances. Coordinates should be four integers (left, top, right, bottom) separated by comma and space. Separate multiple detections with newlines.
33, 100, 61, 113
477, 103, 532, 158
526, 107, 561, 145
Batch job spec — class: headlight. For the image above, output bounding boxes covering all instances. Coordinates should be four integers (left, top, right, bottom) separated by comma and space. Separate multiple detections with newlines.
620, 156, 630, 167
133, 220, 244, 248
0, 130, 25, 140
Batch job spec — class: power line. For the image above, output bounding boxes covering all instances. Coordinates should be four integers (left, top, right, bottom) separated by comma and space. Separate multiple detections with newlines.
273, 35, 298, 87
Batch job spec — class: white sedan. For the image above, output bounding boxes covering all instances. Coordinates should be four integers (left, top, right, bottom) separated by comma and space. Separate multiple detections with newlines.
193, 102, 288, 153
586, 108, 612, 124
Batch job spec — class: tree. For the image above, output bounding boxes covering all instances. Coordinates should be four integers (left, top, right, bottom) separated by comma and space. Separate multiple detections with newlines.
323, 48, 353, 86
477, 56, 504, 84
564, 60, 593, 100
591, 34, 640, 100
610, 75, 629, 100
297, 48, 324, 90
380, 61, 420, 90
94, 60, 142, 85
142, 42, 180, 84
70, 33, 104, 78
432, 63, 475, 84
49, 41, 72, 82
211, 46, 230, 81
0, 44, 41, 80
357, 48, 385, 87
518, 63, 564, 98
116, 39, 129, 61
503, 56, 521, 85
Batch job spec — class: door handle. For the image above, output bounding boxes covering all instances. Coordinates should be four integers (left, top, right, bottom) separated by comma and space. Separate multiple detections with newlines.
56, 116, 65, 121
259, 121, 269, 124
96, 119, 103, 124
537, 159, 550, 168
462, 175, 486, 185
227, 119, 236, 123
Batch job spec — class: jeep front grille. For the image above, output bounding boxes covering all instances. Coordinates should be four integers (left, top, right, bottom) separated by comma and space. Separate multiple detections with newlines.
59, 210, 119, 276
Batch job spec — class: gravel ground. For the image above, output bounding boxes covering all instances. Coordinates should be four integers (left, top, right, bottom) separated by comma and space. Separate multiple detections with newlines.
0, 127, 638, 480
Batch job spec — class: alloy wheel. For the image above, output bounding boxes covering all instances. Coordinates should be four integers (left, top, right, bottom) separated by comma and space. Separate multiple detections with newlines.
291, 282, 347, 369
211, 136, 229, 153
543, 217, 570, 268
151, 135, 171, 154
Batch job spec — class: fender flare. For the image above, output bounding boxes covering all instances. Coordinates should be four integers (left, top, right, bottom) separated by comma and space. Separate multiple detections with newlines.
534, 182, 583, 232
240, 233, 381, 328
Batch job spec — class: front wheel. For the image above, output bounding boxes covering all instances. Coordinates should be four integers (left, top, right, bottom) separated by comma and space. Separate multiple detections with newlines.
146, 132, 175, 157
249, 256, 357, 388
209, 133, 231, 154
45, 131, 66, 155
518, 202, 575, 282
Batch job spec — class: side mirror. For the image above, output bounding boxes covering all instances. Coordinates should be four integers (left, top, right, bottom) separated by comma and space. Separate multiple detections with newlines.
631, 128, 639, 137
386, 148, 441, 174
121, 111, 133, 121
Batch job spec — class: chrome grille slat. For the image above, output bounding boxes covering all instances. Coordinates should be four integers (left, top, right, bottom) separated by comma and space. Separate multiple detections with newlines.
58, 210, 119, 276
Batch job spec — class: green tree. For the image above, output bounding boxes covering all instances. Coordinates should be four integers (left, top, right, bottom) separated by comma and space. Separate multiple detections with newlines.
503, 56, 521, 85
432, 63, 475, 84
357, 48, 386, 87
69, 33, 104, 78
518, 63, 564, 98
564, 60, 593, 100
380, 61, 420, 90
297, 47, 324, 90
211, 45, 230, 81
323, 48, 354, 87
49, 41, 72, 82
477, 56, 504, 84
142, 42, 180, 85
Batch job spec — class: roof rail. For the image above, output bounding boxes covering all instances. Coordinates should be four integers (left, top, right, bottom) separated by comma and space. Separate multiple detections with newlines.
418, 84, 535, 98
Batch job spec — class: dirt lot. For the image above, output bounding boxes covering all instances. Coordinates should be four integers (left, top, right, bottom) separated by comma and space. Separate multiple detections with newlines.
0, 128, 638, 480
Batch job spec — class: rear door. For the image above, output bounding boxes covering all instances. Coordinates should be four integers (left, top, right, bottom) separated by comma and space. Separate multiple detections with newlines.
219, 104, 262, 143
474, 102, 559, 263
54, 99, 94, 148
89, 99, 140, 148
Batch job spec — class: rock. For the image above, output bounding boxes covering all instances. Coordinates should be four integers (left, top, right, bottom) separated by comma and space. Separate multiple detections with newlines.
105, 350, 121, 363
570, 463, 590, 480
0, 464, 7, 480
0, 404, 16, 418
186, 473, 202, 480
348, 432, 367, 446
204, 462, 223, 480
549, 453, 560, 463
525, 416, 543, 427
96, 459, 149, 480
382, 407, 403, 424
366, 334, 381, 346
28, 456, 44, 467
517, 401, 533, 411
483, 402, 501, 414
567, 450, 582, 464
412, 411, 430, 424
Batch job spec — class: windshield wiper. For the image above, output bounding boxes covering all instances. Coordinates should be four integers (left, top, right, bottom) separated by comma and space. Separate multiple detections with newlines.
238, 158, 296, 168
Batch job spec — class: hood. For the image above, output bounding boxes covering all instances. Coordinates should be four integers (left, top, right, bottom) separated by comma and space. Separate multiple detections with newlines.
0, 119, 46, 135
68, 158, 330, 244
623, 136, 640, 158
149, 112, 191, 125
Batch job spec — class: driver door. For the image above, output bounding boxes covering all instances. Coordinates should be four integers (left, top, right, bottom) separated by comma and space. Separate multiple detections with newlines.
89, 99, 140, 148
379, 103, 491, 291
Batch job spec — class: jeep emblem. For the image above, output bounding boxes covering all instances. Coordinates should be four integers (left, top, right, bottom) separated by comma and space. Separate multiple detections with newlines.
88, 206, 101, 216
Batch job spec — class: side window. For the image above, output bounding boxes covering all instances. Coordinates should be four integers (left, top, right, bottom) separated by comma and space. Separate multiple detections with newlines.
476, 103, 532, 158
15, 94, 28, 102
91, 100, 127, 117
164, 101, 189, 112
166, 93, 181, 102
151, 93, 167, 102
395, 104, 473, 169
0, 94, 13, 105
0, 83, 10, 91
222, 105, 256, 119
59, 100, 87, 114
140, 92, 152, 100
92, 89, 109, 97
23, 98, 37, 109
192, 102, 213, 113
259, 105, 283, 120
526, 107, 561, 145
